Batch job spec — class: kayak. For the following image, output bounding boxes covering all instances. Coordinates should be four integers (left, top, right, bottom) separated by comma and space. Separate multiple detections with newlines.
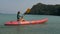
4, 18, 48, 26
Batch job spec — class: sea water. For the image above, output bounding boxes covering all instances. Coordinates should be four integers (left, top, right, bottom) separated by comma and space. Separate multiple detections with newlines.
0, 14, 60, 34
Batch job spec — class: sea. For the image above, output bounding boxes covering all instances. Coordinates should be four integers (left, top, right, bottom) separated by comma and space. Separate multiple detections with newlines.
0, 14, 60, 34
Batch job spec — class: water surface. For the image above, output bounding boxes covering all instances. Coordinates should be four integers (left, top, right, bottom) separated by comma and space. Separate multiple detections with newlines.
0, 14, 60, 34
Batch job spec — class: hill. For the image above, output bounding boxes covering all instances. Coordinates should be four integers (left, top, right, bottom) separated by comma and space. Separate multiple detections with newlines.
26, 3, 60, 16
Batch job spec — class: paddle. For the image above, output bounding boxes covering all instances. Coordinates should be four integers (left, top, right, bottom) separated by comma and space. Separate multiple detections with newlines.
24, 8, 31, 14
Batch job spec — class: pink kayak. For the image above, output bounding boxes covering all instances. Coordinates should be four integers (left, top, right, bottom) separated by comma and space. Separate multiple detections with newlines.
4, 18, 48, 26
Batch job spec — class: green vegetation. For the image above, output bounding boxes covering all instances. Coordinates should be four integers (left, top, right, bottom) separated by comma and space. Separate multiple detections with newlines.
26, 3, 60, 16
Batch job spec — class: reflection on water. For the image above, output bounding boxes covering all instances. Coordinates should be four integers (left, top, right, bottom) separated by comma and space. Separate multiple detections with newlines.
0, 24, 48, 34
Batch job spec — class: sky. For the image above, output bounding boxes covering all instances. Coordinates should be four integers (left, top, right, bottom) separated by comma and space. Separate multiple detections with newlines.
0, 0, 60, 14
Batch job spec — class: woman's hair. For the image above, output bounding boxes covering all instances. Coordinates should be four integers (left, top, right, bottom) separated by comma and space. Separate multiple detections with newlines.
18, 11, 20, 14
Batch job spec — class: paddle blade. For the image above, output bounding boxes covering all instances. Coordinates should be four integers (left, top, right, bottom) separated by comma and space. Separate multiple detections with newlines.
26, 8, 31, 13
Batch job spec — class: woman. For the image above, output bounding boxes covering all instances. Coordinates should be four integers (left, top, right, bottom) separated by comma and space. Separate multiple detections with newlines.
17, 11, 25, 21
17, 11, 21, 21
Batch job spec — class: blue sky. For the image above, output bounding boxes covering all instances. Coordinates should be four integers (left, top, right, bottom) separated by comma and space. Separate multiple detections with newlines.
0, 0, 60, 14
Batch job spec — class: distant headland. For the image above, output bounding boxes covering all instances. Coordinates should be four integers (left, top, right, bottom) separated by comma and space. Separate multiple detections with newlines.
25, 3, 60, 16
